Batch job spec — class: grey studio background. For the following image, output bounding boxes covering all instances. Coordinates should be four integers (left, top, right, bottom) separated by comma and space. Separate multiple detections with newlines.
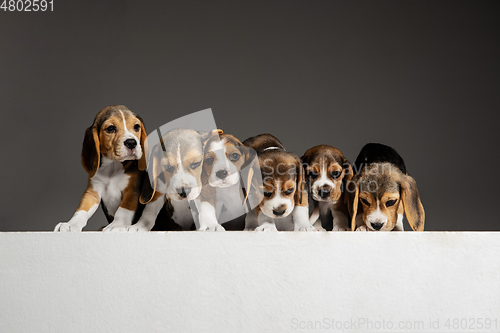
0, 0, 498, 231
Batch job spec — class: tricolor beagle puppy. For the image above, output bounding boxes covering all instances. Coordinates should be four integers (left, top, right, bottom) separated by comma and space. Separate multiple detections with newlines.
54, 105, 147, 232
301, 145, 353, 231
196, 132, 261, 230
242, 134, 315, 232
347, 143, 425, 232
129, 128, 223, 232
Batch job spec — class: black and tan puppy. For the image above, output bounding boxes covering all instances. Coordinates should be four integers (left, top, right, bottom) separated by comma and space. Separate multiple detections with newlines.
54, 105, 147, 232
243, 134, 315, 232
347, 143, 425, 231
301, 145, 352, 231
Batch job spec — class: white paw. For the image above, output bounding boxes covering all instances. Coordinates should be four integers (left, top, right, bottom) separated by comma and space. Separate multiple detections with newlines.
54, 222, 82, 232
255, 224, 278, 232
126, 224, 151, 232
312, 221, 325, 231
102, 222, 130, 232
295, 225, 317, 232
355, 225, 368, 232
198, 224, 226, 232
332, 225, 349, 231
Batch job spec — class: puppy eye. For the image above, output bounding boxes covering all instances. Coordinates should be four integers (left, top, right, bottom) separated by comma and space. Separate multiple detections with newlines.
284, 188, 294, 195
360, 198, 370, 206
190, 161, 201, 169
134, 124, 140, 132
229, 153, 240, 162
263, 191, 272, 198
386, 199, 397, 207
330, 171, 341, 179
164, 165, 175, 173
309, 172, 318, 180
105, 125, 116, 134
205, 157, 214, 165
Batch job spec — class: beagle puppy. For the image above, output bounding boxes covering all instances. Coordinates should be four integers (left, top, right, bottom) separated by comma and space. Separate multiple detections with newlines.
242, 134, 315, 232
129, 128, 223, 232
196, 132, 261, 230
301, 145, 353, 231
54, 105, 147, 232
347, 143, 425, 232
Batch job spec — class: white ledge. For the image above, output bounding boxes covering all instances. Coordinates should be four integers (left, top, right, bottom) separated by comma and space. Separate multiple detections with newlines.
0, 232, 499, 333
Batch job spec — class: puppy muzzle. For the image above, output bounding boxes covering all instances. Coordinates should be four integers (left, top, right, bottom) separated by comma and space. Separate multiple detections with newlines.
366, 219, 389, 231
260, 201, 294, 219
312, 185, 333, 202
170, 186, 200, 201
210, 170, 239, 188
117, 138, 141, 161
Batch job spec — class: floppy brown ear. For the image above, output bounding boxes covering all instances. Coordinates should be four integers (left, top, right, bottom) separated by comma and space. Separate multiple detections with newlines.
200, 158, 217, 199
241, 150, 260, 205
347, 180, 359, 231
138, 121, 148, 171
400, 174, 425, 231
139, 148, 161, 204
81, 125, 100, 178
294, 160, 307, 207
199, 129, 224, 146
241, 144, 250, 167
241, 145, 255, 169
242, 167, 254, 205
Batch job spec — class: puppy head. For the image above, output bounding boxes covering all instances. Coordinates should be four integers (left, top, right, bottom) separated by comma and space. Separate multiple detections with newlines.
82, 105, 147, 178
202, 134, 249, 188
143, 128, 222, 202
258, 151, 304, 218
301, 145, 353, 203
349, 163, 425, 231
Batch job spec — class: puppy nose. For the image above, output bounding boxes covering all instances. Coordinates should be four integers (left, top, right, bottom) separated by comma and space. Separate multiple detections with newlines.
318, 187, 331, 199
177, 187, 191, 198
216, 170, 228, 179
371, 222, 384, 230
273, 205, 286, 217
124, 139, 137, 149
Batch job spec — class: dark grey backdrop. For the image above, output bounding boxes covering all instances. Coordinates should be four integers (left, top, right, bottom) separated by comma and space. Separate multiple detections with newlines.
1, 0, 498, 231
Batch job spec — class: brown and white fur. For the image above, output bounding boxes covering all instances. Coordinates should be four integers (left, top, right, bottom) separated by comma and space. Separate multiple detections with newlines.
347, 143, 425, 232
243, 134, 315, 232
129, 128, 223, 232
301, 145, 353, 231
196, 133, 262, 230
54, 105, 147, 232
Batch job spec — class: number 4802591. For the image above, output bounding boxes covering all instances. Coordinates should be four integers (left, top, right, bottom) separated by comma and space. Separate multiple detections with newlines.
1, 0, 54, 11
